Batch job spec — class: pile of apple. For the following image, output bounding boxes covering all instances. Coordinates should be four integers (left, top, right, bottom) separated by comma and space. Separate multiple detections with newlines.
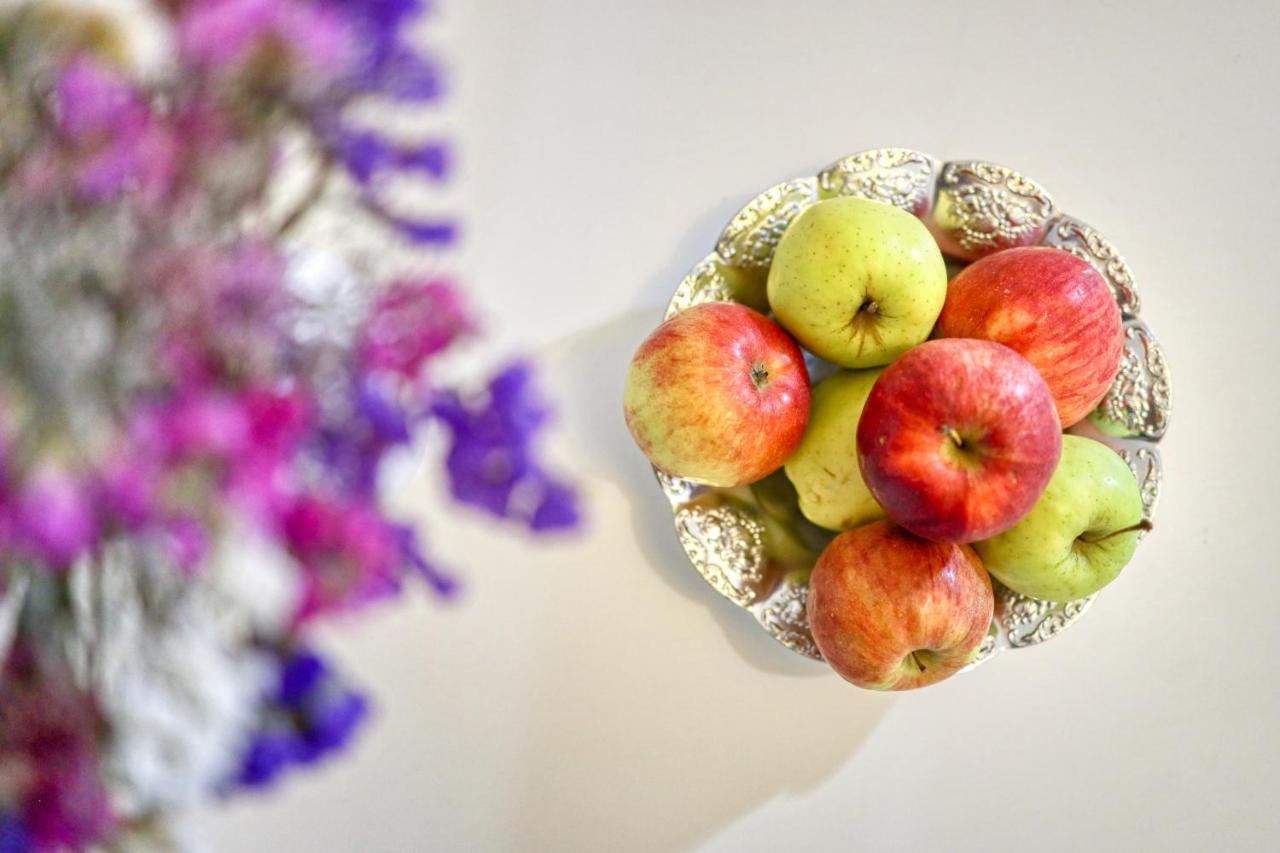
625, 197, 1151, 691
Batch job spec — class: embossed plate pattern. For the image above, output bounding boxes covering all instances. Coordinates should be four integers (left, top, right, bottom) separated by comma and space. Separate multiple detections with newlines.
653, 148, 1171, 672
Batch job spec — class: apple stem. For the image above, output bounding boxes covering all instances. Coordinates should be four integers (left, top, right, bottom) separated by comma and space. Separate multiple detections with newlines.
944, 427, 964, 448
908, 651, 927, 672
1080, 518, 1154, 544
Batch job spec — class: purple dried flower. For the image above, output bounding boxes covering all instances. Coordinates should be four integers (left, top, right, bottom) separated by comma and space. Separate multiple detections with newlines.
277, 649, 368, 760
393, 524, 456, 597
431, 363, 580, 532
354, 379, 411, 445
323, 0, 425, 59
316, 379, 411, 496
0, 811, 27, 853
235, 727, 297, 789
386, 213, 459, 245
320, 0, 438, 100
233, 647, 369, 789
530, 481, 581, 532
364, 44, 442, 101
295, 686, 367, 762
329, 127, 448, 185
277, 648, 326, 704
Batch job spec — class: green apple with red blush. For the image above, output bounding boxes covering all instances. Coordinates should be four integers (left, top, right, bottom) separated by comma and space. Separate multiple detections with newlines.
975, 435, 1149, 601
767, 197, 947, 369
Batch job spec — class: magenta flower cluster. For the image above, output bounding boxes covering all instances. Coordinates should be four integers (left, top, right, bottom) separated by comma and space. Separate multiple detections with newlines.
0, 1, 577, 849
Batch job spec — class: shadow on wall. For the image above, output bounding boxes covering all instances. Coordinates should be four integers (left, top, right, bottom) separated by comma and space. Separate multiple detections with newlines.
503, 214, 894, 850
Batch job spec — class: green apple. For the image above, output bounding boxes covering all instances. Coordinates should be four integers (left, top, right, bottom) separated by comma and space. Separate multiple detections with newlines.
784, 369, 886, 531
974, 435, 1149, 601
766, 197, 947, 368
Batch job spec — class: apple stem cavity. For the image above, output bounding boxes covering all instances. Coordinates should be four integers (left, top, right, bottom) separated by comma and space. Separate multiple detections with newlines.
750, 363, 770, 390
1080, 518, 1154, 544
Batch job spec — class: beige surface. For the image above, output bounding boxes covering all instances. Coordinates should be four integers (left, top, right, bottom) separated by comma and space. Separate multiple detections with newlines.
204, 1, 1280, 850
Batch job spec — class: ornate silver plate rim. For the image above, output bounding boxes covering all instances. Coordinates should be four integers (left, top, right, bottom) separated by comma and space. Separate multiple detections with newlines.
654, 147, 1171, 673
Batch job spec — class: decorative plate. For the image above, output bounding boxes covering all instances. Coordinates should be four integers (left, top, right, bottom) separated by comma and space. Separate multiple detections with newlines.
654, 147, 1170, 670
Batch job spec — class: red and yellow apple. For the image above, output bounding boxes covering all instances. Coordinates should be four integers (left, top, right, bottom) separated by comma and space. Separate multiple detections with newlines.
808, 520, 994, 690
856, 338, 1061, 543
623, 302, 809, 487
935, 246, 1123, 428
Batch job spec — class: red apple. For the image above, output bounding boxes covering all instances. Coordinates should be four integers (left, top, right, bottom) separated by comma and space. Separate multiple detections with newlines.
935, 246, 1124, 428
808, 520, 993, 690
856, 338, 1060, 543
624, 302, 809, 487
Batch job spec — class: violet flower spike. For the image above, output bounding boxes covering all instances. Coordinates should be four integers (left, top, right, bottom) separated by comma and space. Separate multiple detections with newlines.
232, 647, 370, 789
329, 127, 449, 186
0, 810, 27, 853
431, 362, 581, 533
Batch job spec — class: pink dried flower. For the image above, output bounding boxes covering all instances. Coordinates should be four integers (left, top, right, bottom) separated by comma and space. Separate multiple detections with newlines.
143, 243, 289, 386
112, 384, 312, 532
47, 57, 178, 204
164, 516, 209, 575
166, 393, 254, 460
282, 495, 403, 621
11, 469, 100, 569
178, 0, 358, 94
53, 56, 143, 139
0, 647, 114, 850
357, 280, 473, 378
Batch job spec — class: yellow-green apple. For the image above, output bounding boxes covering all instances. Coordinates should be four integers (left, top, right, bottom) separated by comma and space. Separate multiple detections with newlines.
856, 339, 1060, 543
808, 520, 993, 690
975, 435, 1148, 600
936, 246, 1124, 428
623, 302, 809, 487
784, 369, 886, 531
766, 197, 947, 368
